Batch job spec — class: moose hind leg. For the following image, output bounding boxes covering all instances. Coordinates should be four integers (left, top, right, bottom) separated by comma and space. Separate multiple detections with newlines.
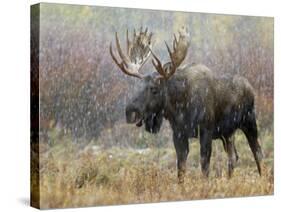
241, 112, 263, 175
233, 139, 239, 163
200, 128, 213, 178
173, 132, 189, 183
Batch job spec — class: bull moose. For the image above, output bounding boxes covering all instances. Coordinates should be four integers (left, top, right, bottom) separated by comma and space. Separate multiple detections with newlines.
109, 27, 263, 183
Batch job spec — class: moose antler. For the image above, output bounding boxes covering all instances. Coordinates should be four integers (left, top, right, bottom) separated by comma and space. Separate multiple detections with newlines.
110, 27, 153, 79
151, 26, 190, 79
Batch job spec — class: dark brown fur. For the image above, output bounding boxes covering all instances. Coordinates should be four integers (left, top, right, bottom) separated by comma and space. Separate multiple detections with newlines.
126, 64, 263, 182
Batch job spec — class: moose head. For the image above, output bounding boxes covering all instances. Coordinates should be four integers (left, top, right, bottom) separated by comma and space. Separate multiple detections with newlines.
110, 27, 190, 133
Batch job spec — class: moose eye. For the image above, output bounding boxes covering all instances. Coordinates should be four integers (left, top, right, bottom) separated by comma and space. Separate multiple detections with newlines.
150, 87, 158, 95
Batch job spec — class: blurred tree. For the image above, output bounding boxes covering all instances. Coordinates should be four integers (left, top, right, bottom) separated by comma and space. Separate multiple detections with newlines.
38, 4, 273, 143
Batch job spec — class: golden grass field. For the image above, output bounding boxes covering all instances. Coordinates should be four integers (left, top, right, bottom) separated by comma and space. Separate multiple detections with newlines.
36, 127, 273, 209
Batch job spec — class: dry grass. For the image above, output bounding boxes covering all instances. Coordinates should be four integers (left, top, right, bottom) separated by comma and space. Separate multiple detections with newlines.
36, 129, 273, 209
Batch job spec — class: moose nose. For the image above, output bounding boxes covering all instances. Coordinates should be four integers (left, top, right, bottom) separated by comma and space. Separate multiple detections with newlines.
130, 112, 137, 122
125, 105, 141, 123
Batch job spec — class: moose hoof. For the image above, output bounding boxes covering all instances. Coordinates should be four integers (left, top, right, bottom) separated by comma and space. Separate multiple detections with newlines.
177, 170, 185, 184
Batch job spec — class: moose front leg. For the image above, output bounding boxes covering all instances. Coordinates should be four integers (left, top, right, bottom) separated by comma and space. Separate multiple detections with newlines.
173, 132, 189, 184
226, 136, 237, 178
199, 128, 213, 178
